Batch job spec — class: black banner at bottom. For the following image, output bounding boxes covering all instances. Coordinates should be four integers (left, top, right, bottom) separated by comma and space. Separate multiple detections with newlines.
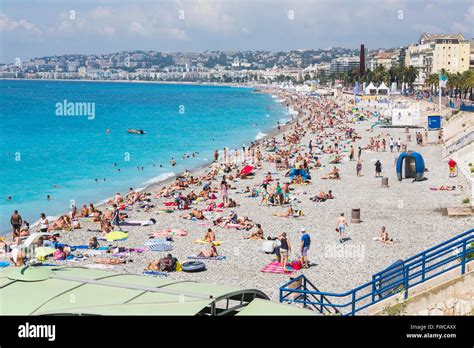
0, 315, 472, 347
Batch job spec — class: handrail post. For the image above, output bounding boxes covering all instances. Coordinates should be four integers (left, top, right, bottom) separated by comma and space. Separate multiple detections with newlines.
303, 276, 308, 308
320, 294, 323, 314
404, 266, 409, 300
351, 290, 356, 315
421, 253, 426, 281
371, 275, 377, 303
461, 240, 467, 275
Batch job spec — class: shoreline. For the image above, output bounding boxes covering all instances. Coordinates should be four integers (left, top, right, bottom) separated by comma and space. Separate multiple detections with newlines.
3, 87, 293, 235
0, 77, 259, 89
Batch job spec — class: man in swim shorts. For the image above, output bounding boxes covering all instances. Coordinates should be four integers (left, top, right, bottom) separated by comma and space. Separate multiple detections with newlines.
336, 213, 348, 243
10, 210, 23, 238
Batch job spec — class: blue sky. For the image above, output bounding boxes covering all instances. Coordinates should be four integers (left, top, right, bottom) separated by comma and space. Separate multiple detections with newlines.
0, 0, 473, 63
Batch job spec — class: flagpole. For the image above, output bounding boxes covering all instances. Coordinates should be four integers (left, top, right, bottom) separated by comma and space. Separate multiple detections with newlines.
438, 84, 441, 114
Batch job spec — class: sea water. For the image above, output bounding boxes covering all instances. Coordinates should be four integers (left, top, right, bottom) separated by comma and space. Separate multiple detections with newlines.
0, 80, 289, 233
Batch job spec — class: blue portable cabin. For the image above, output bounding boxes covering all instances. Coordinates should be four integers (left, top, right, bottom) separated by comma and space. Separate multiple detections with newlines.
396, 151, 425, 181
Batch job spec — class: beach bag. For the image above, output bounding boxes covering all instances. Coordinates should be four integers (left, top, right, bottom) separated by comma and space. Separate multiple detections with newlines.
176, 261, 182, 272
53, 250, 66, 261
290, 260, 302, 271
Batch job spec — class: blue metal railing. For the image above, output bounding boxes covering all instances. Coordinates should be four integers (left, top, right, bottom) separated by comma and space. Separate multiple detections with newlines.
280, 228, 474, 315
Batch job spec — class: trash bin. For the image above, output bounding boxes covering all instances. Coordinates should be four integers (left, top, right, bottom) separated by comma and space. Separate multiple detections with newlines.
351, 208, 361, 223
381, 177, 389, 188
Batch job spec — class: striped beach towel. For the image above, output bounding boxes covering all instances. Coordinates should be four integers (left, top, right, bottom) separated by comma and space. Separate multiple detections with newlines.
143, 270, 169, 277
187, 255, 226, 261
260, 261, 295, 274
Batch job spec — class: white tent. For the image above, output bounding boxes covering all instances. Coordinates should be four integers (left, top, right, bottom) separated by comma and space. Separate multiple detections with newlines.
377, 82, 390, 95
365, 82, 377, 95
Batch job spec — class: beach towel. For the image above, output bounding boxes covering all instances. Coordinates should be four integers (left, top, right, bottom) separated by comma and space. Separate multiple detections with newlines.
144, 240, 174, 252
112, 247, 148, 257
187, 255, 226, 261
224, 223, 243, 229
120, 219, 155, 226
35, 246, 56, 259
0, 261, 10, 268
260, 261, 295, 274
152, 229, 188, 237
105, 231, 128, 241
92, 258, 126, 265
83, 263, 115, 270
143, 270, 169, 277
193, 240, 222, 246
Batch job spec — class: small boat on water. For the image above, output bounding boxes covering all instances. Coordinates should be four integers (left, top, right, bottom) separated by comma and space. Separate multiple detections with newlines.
127, 129, 146, 134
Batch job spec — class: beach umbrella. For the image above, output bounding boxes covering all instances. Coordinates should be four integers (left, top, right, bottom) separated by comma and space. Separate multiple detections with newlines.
240, 165, 254, 176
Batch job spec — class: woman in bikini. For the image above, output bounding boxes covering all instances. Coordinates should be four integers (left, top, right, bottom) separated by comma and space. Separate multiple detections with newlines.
197, 244, 218, 258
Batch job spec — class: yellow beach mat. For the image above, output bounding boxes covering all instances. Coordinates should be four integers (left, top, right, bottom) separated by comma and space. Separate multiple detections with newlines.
106, 231, 129, 241
193, 239, 222, 246
35, 246, 56, 258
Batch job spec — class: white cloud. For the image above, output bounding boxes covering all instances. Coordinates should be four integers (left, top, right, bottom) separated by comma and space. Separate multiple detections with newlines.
0, 13, 42, 35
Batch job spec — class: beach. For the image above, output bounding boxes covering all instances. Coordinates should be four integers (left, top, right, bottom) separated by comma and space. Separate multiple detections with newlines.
5, 88, 473, 305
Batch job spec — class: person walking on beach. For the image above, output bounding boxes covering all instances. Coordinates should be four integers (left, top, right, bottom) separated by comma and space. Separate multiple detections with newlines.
357, 146, 362, 161
111, 204, 122, 231
448, 158, 457, 178
375, 160, 382, 178
308, 140, 313, 155
389, 138, 394, 152
10, 210, 23, 238
221, 177, 229, 204
349, 145, 354, 161
356, 160, 362, 177
396, 138, 402, 152
278, 232, 291, 268
300, 228, 311, 268
214, 150, 219, 163
336, 213, 348, 243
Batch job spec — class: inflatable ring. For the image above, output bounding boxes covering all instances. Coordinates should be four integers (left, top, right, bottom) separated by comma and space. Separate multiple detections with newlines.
181, 261, 206, 273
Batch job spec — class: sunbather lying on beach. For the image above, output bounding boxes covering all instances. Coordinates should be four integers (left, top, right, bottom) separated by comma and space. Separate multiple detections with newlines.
430, 185, 456, 191
48, 215, 71, 231
196, 245, 218, 258
310, 190, 334, 202
321, 166, 340, 179
244, 224, 264, 240
181, 209, 204, 220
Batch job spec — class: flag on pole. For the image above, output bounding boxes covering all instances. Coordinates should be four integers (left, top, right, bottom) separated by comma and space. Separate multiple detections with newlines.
439, 73, 448, 88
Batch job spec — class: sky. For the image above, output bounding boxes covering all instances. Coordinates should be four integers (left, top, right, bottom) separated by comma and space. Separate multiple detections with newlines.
0, 0, 473, 63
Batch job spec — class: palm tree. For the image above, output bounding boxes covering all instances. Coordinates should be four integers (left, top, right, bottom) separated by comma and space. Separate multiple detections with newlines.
372, 65, 390, 85
426, 73, 439, 94
402, 66, 418, 90
459, 70, 474, 100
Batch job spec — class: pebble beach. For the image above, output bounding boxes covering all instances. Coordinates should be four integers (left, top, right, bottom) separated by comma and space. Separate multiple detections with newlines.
7, 88, 473, 304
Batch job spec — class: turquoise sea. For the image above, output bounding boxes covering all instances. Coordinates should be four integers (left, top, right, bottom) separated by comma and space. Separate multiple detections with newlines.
0, 80, 288, 233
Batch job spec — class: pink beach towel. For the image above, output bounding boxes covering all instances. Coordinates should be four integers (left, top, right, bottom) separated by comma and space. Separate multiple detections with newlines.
260, 261, 295, 274
224, 223, 243, 229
